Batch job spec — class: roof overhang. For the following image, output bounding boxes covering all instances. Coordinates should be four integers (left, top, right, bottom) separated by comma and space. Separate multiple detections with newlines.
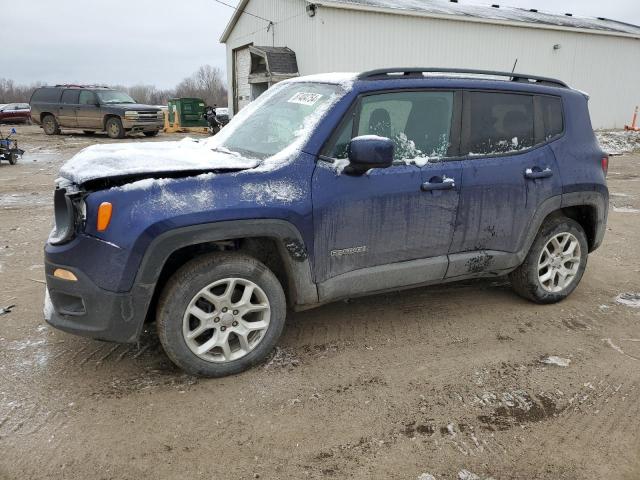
220, 0, 640, 44
315, 0, 640, 40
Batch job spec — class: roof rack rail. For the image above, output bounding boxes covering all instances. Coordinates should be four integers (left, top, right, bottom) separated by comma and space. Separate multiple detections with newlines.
356, 68, 569, 88
53, 84, 111, 89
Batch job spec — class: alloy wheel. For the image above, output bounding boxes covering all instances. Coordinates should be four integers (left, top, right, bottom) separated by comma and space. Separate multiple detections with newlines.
182, 278, 271, 363
537, 232, 581, 293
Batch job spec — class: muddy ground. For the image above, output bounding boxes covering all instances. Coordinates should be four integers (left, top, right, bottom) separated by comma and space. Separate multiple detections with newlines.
0, 125, 639, 480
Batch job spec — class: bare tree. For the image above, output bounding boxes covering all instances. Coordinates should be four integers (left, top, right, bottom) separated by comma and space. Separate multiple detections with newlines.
0, 64, 227, 106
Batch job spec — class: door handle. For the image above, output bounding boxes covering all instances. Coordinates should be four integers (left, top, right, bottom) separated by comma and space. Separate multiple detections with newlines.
524, 167, 553, 180
421, 177, 456, 192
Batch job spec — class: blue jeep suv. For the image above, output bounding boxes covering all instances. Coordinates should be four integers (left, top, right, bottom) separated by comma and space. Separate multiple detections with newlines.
44, 68, 609, 377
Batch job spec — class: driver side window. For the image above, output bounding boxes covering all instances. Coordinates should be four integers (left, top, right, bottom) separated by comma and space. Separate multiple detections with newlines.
325, 91, 454, 163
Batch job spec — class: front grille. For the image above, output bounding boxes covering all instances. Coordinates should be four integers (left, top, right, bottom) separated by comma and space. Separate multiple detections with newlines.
136, 111, 161, 122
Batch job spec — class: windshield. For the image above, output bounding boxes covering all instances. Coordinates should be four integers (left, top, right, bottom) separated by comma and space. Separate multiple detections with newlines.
211, 82, 346, 160
97, 90, 136, 104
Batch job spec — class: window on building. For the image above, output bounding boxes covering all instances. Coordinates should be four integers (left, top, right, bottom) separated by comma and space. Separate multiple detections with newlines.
465, 92, 534, 155
325, 91, 454, 162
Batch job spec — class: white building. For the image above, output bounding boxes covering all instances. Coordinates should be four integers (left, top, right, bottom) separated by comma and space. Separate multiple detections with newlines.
220, 0, 640, 129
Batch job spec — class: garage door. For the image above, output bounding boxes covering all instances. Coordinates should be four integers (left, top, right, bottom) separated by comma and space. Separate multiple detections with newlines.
234, 46, 252, 113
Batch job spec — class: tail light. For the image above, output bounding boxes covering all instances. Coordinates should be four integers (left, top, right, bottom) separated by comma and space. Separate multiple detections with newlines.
601, 155, 609, 177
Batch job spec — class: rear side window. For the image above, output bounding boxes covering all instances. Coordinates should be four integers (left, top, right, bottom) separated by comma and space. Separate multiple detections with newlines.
31, 88, 60, 103
539, 95, 563, 140
60, 90, 80, 104
464, 92, 534, 155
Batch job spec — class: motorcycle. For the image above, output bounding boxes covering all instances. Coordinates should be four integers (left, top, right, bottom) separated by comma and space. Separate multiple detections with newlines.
0, 128, 24, 165
203, 106, 221, 136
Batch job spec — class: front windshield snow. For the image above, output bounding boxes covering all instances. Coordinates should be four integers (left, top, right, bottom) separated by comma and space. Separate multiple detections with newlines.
212, 82, 346, 160
97, 90, 136, 104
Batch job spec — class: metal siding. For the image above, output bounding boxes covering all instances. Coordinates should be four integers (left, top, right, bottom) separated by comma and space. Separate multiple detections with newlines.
223, 2, 640, 128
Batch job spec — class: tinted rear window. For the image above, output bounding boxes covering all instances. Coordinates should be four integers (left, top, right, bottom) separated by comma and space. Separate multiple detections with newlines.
465, 92, 534, 155
539, 96, 563, 140
31, 88, 60, 103
61, 90, 80, 104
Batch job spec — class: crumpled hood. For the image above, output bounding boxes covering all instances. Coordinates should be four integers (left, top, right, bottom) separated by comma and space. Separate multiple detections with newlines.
59, 138, 260, 185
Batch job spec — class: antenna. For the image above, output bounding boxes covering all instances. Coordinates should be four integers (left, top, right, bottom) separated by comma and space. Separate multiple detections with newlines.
511, 58, 518, 73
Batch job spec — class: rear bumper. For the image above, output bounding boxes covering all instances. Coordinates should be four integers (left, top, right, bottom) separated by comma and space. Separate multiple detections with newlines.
44, 258, 151, 343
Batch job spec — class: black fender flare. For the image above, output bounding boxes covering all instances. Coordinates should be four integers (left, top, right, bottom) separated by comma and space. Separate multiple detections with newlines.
134, 219, 319, 307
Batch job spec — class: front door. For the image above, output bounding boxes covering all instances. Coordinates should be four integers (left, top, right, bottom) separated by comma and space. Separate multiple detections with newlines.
448, 91, 563, 276
312, 90, 461, 298
76, 90, 102, 129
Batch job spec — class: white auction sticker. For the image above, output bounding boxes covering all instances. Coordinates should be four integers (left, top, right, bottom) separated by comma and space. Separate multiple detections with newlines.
288, 92, 323, 106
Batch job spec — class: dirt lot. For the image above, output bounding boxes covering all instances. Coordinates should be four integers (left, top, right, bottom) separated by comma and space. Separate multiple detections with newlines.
1, 125, 639, 480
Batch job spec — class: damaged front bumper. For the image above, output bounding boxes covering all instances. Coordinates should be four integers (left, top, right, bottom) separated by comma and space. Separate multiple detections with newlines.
44, 241, 152, 343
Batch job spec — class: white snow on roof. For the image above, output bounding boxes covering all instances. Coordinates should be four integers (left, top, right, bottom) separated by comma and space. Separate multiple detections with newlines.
284, 72, 358, 86
327, 0, 640, 36
59, 138, 259, 184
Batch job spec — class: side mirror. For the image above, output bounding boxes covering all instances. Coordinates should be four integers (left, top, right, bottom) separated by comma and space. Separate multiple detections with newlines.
345, 135, 394, 174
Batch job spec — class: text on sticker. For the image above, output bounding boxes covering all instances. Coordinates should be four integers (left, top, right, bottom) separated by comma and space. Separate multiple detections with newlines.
288, 92, 323, 106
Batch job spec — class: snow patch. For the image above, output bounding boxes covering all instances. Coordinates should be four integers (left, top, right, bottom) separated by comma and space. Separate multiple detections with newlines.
60, 138, 257, 184
615, 292, 640, 308
417, 474, 437, 480
612, 206, 640, 213
597, 130, 640, 155
541, 356, 571, 367
241, 181, 304, 205
43, 288, 53, 321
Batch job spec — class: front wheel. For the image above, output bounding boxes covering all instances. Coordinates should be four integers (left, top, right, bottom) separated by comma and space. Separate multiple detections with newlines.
509, 216, 588, 304
8, 152, 18, 165
156, 253, 287, 377
105, 117, 125, 139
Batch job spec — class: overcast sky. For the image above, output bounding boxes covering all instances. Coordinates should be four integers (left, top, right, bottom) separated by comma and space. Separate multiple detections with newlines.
5, 0, 639, 89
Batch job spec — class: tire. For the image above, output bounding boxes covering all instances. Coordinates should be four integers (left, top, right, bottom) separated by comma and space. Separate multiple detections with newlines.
156, 252, 287, 377
143, 130, 159, 137
509, 216, 588, 304
8, 152, 18, 165
42, 114, 60, 135
105, 117, 125, 139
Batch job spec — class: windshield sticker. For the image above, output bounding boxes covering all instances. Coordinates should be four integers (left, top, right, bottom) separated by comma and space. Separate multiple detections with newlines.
287, 92, 323, 106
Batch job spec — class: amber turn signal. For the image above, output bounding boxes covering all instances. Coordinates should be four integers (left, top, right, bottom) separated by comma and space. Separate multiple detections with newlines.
97, 202, 113, 232
53, 268, 78, 281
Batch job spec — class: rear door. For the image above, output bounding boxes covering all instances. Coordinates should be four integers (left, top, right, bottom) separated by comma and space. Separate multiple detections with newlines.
447, 91, 563, 277
76, 90, 101, 129
58, 89, 79, 127
312, 89, 461, 294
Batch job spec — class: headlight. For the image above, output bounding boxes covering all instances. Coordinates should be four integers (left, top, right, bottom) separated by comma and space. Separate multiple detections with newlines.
156, 110, 164, 118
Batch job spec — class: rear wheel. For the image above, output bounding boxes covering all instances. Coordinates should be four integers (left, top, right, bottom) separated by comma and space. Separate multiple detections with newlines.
105, 117, 125, 139
143, 130, 159, 137
42, 114, 60, 135
156, 253, 287, 377
509, 216, 588, 303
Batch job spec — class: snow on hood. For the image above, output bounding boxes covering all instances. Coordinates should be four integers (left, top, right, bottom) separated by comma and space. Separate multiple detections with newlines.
59, 138, 260, 184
